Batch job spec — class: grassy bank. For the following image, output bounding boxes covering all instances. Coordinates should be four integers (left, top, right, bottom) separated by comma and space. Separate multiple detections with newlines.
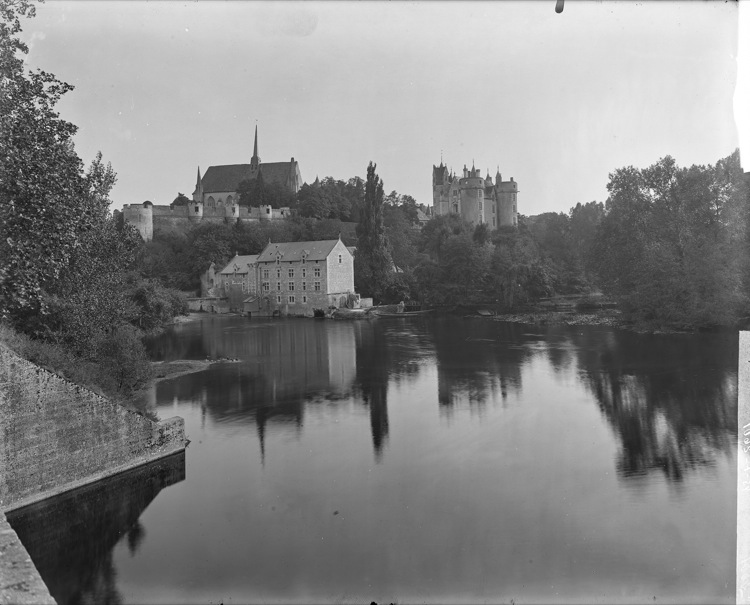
0, 325, 156, 419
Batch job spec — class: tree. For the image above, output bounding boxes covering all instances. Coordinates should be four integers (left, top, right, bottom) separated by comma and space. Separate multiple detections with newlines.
354, 162, 393, 301
0, 0, 87, 320
591, 151, 749, 328
171, 192, 190, 206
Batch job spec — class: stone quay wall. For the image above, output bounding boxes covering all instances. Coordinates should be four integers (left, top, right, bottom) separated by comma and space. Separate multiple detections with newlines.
0, 344, 187, 512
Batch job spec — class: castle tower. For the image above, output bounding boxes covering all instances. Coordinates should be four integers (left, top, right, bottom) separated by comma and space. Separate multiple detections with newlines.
189, 197, 204, 222
432, 161, 451, 216
458, 165, 485, 226
496, 176, 518, 227
250, 125, 260, 173
192, 167, 203, 203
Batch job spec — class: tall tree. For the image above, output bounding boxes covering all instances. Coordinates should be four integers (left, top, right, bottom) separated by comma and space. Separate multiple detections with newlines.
354, 162, 393, 301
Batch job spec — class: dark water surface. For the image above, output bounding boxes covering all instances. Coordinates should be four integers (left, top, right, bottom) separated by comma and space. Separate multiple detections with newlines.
10, 316, 738, 604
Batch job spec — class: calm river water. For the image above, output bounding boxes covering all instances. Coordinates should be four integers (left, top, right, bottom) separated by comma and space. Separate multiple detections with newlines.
9, 315, 738, 604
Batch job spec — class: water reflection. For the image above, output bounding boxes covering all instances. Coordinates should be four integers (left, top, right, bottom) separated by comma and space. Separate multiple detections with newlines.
562, 327, 737, 484
6, 452, 185, 605
149, 317, 738, 479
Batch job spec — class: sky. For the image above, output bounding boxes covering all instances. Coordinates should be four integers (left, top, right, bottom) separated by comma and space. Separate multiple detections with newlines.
18, 0, 741, 216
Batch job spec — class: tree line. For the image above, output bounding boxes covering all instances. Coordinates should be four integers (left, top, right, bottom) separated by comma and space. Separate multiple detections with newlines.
1, 0, 187, 400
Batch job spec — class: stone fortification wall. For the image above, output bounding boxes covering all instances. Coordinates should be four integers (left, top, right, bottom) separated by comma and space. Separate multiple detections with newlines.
0, 344, 186, 512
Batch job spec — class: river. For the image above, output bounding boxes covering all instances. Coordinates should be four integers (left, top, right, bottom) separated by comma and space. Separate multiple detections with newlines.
8, 315, 738, 604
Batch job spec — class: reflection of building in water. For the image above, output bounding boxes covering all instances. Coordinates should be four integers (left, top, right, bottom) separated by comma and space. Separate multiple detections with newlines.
7, 452, 185, 605
157, 321, 357, 415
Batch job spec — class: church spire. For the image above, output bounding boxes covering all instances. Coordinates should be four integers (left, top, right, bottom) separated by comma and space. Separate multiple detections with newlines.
192, 166, 203, 201
251, 124, 260, 170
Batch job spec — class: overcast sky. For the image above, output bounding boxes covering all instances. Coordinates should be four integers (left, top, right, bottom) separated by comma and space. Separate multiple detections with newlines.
19, 1, 739, 215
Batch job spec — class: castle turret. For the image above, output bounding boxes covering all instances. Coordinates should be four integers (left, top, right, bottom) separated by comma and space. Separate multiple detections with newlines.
189, 198, 204, 222
496, 175, 518, 227
122, 201, 153, 241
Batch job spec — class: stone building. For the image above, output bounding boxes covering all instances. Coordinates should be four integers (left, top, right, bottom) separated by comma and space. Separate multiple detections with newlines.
432, 161, 518, 228
193, 126, 302, 207
247, 238, 356, 317
121, 127, 299, 241
219, 254, 259, 311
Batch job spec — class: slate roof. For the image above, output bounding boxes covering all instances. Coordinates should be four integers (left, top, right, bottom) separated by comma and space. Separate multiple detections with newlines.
256, 240, 343, 263
220, 254, 259, 275
201, 162, 296, 193
202, 165, 254, 193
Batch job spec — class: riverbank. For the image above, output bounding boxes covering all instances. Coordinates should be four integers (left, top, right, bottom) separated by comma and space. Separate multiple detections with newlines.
490, 309, 625, 329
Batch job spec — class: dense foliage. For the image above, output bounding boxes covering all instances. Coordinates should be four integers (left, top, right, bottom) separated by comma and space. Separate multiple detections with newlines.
591, 151, 749, 329
0, 0, 186, 398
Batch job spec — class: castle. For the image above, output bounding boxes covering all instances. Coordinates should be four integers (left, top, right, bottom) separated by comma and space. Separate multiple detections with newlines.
432, 161, 518, 228
122, 127, 301, 241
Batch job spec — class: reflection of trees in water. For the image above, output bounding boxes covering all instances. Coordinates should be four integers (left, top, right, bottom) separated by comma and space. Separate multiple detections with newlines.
432, 319, 528, 413
566, 328, 737, 483
6, 452, 185, 605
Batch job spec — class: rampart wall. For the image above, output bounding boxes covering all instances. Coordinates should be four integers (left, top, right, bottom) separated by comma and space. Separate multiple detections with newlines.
0, 344, 186, 512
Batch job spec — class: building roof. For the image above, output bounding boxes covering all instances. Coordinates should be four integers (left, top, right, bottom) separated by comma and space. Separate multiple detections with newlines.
201, 161, 297, 194
257, 240, 344, 263
416, 209, 430, 222
258, 162, 296, 188
202, 164, 254, 194
220, 254, 259, 275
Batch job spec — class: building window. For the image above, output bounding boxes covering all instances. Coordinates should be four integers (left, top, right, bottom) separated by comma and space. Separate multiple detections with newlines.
302, 268, 306, 278
493, 218, 496, 227
302, 295, 307, 304
194, 205, 199, 213
276, 258, 280, 265
277, 295, 282, 303
288, 268, 294, 278
276, 282, 281, 291
302, 282, 307, 291
276, 269, 281, 278
288, 282, 295, 291
453, 203, 458, 213
263, 269, 269, 279
513, 205, 516, 212
492, 205, 495, 214
314, 268, 321, 278
314, 281, 321, 291
267, 207, 271, 214
302, 257, 306, 264
288, 295, 295, 303
262, 282, 270, 292
338, 254, 342, 264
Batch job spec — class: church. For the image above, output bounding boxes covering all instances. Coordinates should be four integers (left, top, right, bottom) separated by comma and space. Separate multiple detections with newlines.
192, 126, 302, 206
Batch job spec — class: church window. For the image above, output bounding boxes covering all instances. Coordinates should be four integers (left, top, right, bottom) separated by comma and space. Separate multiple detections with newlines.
207, 196, 215, 207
